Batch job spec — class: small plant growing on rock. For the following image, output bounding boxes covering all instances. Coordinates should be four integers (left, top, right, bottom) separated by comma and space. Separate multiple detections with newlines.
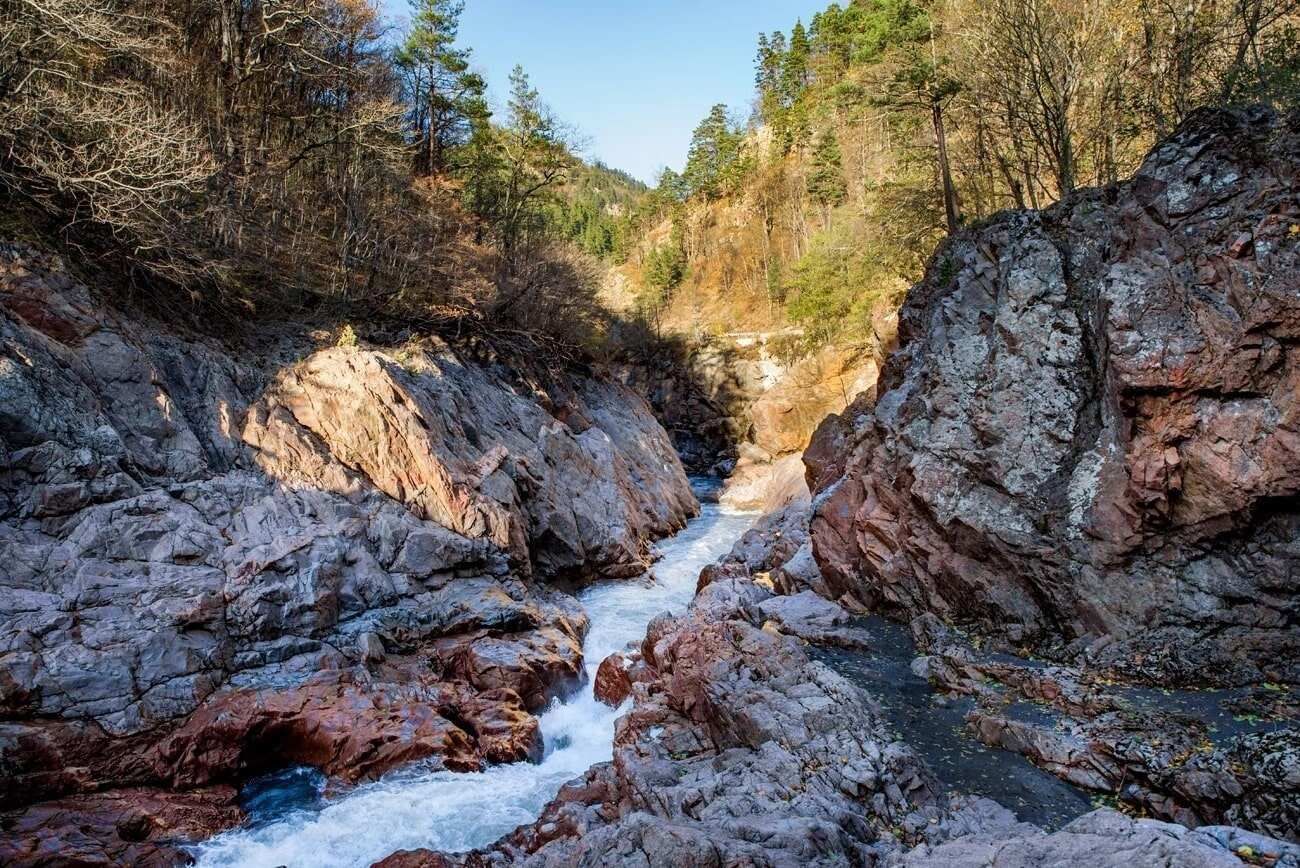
937, 256, 957, 287
337, 324, 358, 348
392, 347, 423, 373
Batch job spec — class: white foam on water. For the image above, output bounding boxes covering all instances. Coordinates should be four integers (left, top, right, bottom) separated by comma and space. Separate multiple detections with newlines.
192, 502, 755, 868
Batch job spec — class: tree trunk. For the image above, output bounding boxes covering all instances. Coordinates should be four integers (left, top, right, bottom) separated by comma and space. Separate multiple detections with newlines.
423, 84, 436, 175
932, 99, 961, 234
1057, 117, 1075, 195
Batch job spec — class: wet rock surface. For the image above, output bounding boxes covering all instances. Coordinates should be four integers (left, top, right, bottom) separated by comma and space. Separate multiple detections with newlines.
592, 651, 636, 708
808, 107, 1300, 687
0, 243, 696, 862
0, 786, 242, 867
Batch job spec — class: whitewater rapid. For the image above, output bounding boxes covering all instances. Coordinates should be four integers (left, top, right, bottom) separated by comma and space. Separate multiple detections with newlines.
192, 498, 755, 868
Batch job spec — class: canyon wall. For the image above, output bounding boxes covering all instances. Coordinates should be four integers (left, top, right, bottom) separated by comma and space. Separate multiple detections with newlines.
0, 243, 695, 861
720, 341, 880, 512
808, 107, 1300, 687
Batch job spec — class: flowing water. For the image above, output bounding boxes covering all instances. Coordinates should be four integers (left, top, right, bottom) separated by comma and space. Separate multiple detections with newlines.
192, 492, 757, 868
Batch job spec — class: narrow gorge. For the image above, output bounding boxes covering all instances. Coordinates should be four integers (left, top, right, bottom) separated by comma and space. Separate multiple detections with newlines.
3, 1, 1300, 866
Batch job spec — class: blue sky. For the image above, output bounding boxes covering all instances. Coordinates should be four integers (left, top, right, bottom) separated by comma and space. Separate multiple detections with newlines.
384, 0, 824, 183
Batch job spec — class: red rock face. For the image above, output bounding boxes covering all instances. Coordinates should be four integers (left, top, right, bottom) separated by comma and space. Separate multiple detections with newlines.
807, 107, 1300, 687
593, 652, 635, 707
0, 786, 242, 868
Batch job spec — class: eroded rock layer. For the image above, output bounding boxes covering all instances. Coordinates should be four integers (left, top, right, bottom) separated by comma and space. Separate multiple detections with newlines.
0, 243, 695, 861
808, 107, 1300, 686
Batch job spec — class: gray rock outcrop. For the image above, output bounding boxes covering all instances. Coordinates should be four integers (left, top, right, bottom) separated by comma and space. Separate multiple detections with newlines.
808, 107, 1300, 687
0, 242, 696, 860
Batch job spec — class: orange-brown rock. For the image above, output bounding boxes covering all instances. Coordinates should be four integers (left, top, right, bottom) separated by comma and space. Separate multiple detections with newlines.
434, 626, 585, 712
748, 345, 878, 458
720, 346, 879, 512
371, 850, 461, 868
444, 687, 543, 765
593, 652, 635, 707
152, 672, 482, 788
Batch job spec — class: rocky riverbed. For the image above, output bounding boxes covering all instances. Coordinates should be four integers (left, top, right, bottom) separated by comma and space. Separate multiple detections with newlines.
374, 499, 1300, 867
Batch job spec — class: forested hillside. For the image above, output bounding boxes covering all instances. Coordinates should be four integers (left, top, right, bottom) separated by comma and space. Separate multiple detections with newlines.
622, 0, 1300, 347
0, 0, 641, 353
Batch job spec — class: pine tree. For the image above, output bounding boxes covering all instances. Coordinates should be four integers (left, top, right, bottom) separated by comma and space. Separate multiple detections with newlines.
460, 119, 503, 237
496, 65, 572, 251
644, 240, 687, 296
766, 260, 785, 306
655, 167, 689, 204
782, 21, 811, 102
395, 0, 488, 175
756, 32, 788, 127
683, 104, 744, 200
769, 23, 811, 151
807, 129, 847, 216
756, 33, 774, 93
882, 42, 963, 234
810, 3, 854, 73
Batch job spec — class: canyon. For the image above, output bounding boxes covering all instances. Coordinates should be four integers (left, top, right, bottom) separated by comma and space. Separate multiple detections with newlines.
2, 106, 1299, 868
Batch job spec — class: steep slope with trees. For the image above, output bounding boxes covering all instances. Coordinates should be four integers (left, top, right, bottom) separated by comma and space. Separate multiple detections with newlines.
0, 0, 640, 354
621, 0, 1300, 347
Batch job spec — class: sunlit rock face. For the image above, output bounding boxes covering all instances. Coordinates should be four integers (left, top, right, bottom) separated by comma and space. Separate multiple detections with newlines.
0, 242, 695, 860
720, 344, 880, 513
244, 344, 696, 581
808, 106, 1300, 687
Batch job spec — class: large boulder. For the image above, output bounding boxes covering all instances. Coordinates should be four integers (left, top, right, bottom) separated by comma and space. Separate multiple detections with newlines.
808, 107, 1300, 687
245, 344, 695, 581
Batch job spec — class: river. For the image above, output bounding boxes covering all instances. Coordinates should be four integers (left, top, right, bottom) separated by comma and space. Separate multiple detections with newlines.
191, 493, 757, 868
